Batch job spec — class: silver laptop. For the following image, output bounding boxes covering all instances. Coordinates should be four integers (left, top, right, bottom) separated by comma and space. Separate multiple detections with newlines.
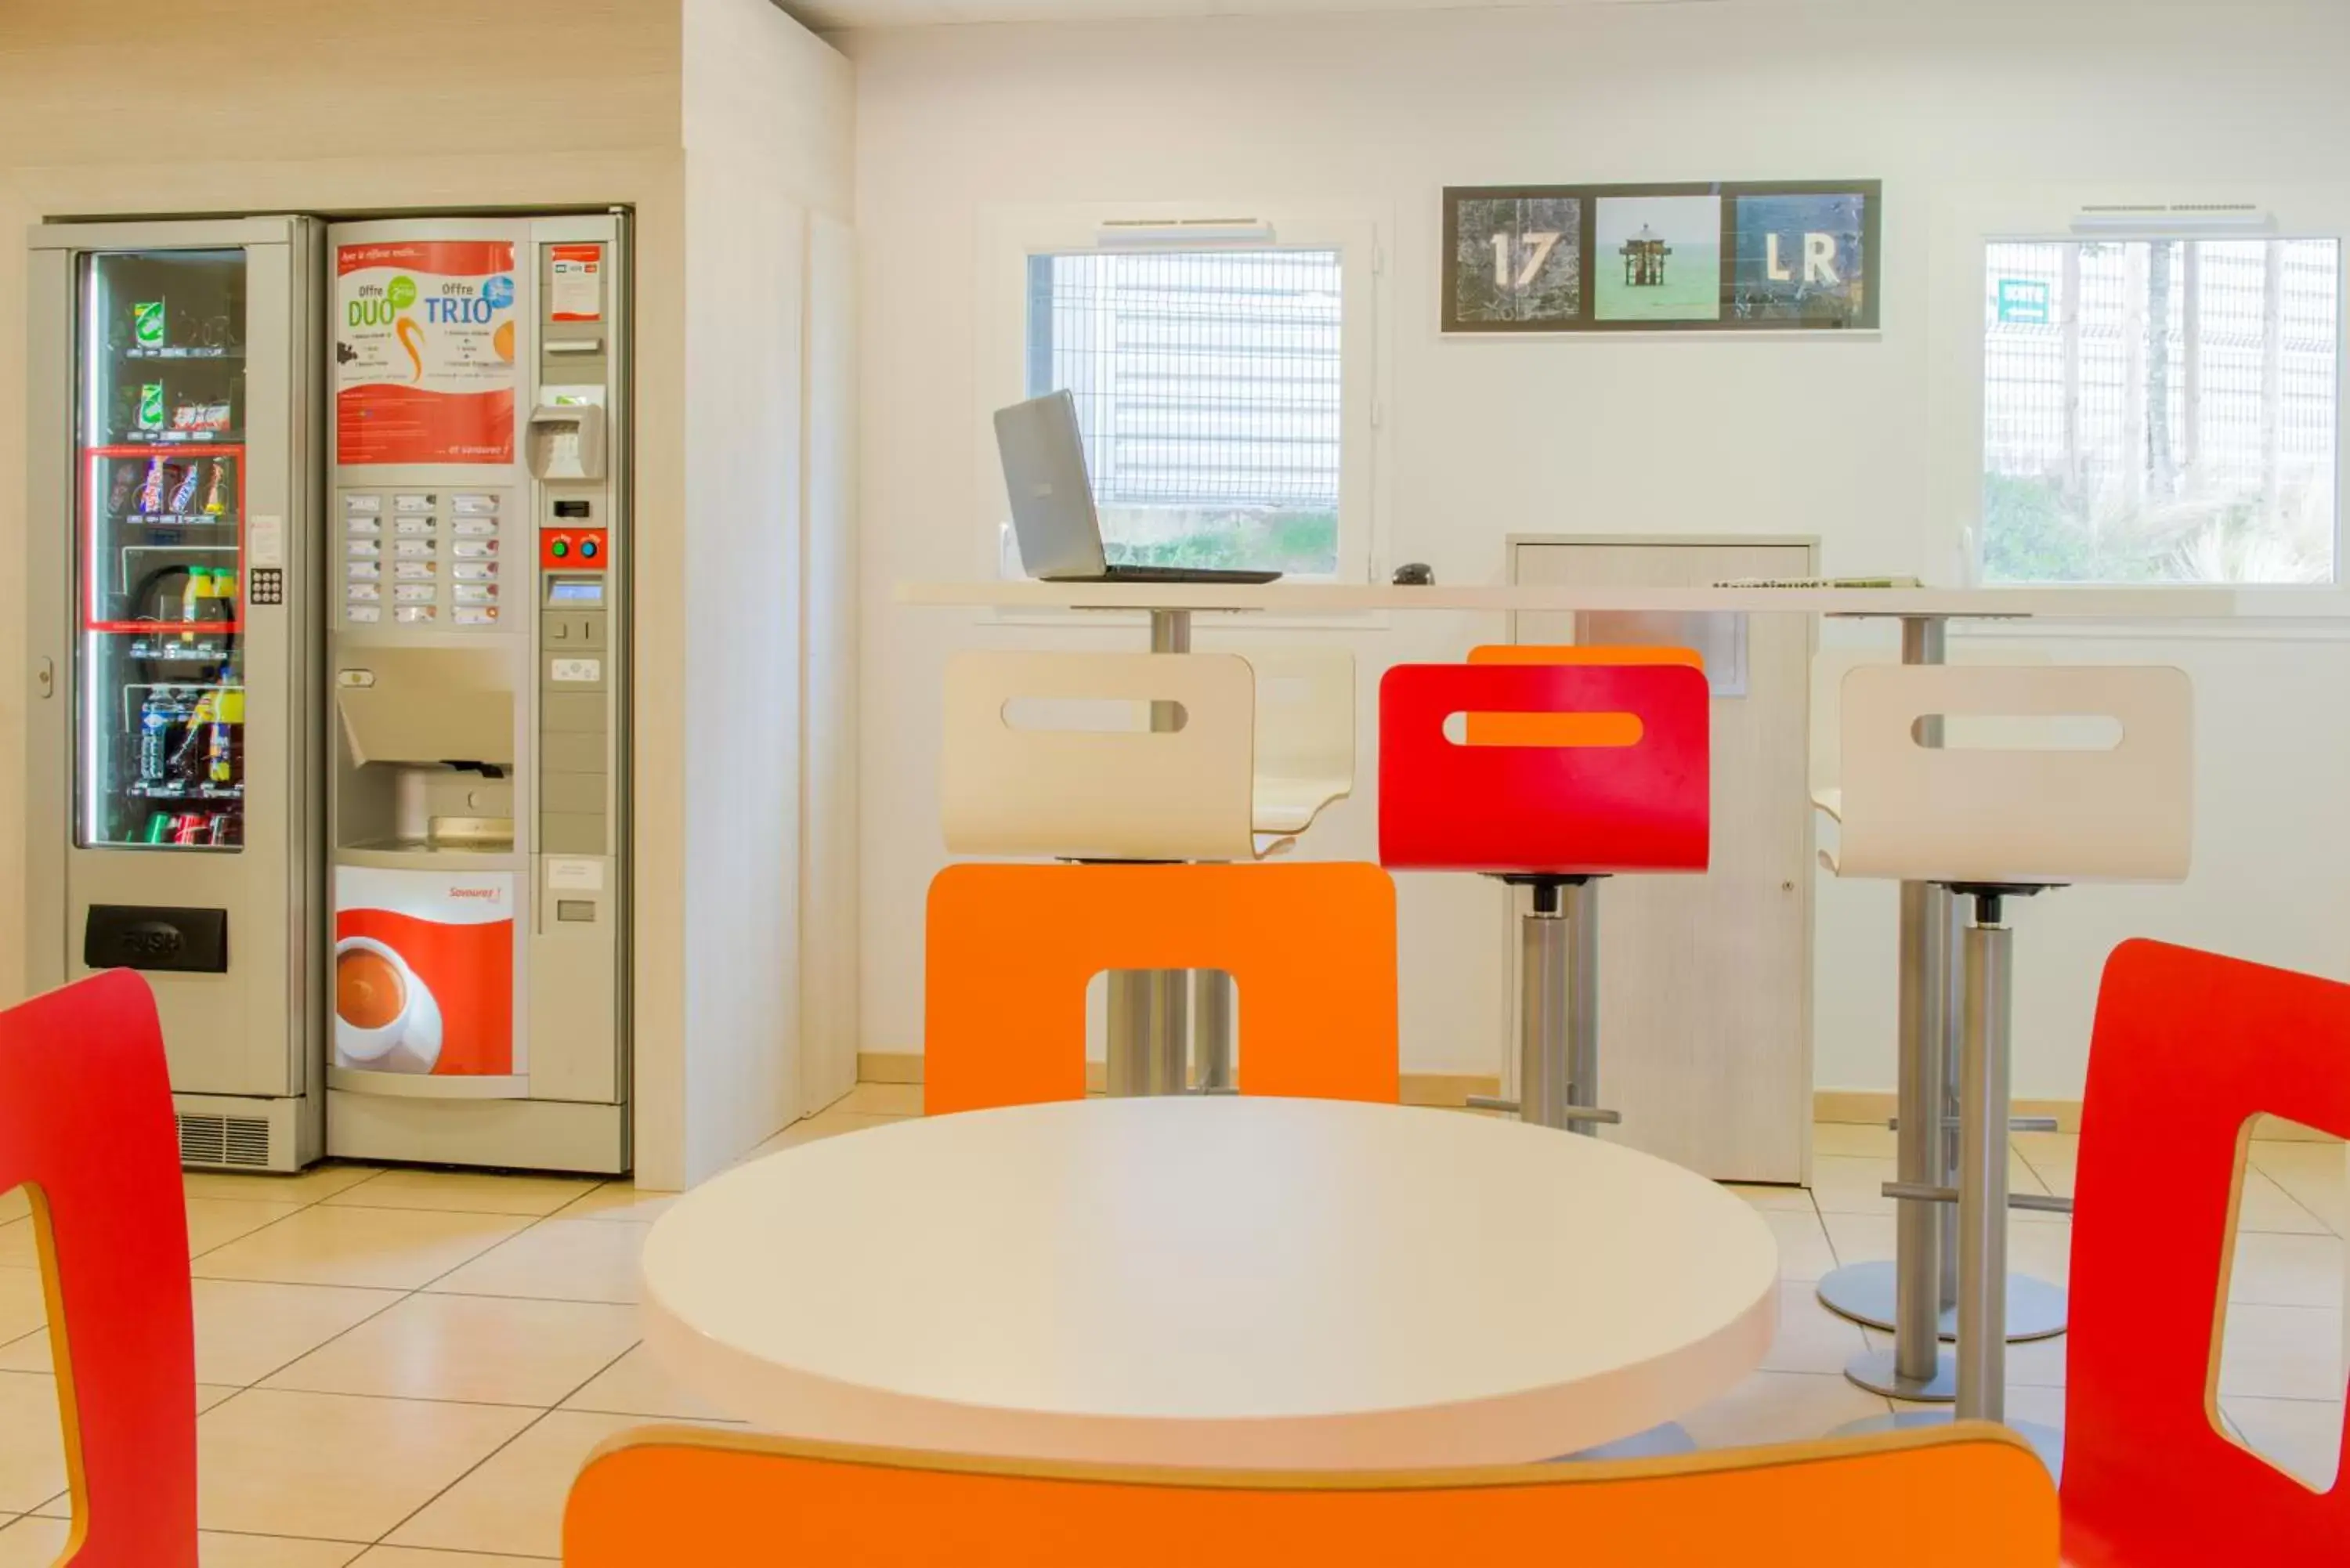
993, 391, 1282, 584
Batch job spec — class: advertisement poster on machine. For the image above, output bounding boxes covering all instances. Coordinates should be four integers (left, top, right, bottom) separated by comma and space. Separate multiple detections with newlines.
334, 868, 519, 1078
335, 239, 518, 465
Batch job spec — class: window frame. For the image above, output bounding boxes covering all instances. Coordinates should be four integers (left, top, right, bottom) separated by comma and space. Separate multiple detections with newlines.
1934, 183, 2350, 607
976, 202, 1388, 592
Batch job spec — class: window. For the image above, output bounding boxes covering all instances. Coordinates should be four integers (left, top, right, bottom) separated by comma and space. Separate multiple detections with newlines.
982, 208, 1380, 585
1982, 237, 2341, 584
1025, 249, 1343, 576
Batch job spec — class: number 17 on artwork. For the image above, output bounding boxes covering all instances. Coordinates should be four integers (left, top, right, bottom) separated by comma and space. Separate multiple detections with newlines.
1491, 231, 1563, 291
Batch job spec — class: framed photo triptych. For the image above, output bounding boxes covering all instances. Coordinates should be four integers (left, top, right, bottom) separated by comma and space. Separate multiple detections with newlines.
1442, 181, 1882, 334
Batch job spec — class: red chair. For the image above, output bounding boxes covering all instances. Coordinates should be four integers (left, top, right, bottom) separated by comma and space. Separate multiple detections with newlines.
1379, 658, 1708, 1132
2065, 939, 2350, 1566
0, 970, 197, 1566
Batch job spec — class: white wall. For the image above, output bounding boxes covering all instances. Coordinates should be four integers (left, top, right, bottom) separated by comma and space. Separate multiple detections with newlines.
667, 0, 859, 1183
846, 1, 2350, 1102
800, 211, 866, 1115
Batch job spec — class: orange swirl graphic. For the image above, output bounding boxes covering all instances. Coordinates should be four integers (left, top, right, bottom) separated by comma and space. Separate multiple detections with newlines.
396, 316, 425, 382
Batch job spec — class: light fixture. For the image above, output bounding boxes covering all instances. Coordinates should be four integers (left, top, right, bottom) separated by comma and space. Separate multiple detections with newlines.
2070, 204, 2275, 237
1095, 217, 1276, 248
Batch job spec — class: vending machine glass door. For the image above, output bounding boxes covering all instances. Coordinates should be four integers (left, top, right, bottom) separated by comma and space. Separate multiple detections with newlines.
74, 248, 249, 851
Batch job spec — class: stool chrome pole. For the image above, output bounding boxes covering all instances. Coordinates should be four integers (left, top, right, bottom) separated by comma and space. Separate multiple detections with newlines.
1956, 894, 2012, 1422
1940, 882, 1965, 1323
1842, 879, 1958, 1401
1106, 608, 1197, 1098
1193, 970, 1235, 1092
1824, 617, 1956, 1361
1107, 972, 1145, 1095
1519, 885, 1571, 1128
1472, 879, 1621, 1132
1107, 970, 1189, 1097
1820, 894, 2069, 1346
1564, 879, 1602, 1136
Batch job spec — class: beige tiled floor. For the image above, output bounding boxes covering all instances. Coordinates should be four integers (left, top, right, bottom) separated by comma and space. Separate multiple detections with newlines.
0, 1103, 2339, 1560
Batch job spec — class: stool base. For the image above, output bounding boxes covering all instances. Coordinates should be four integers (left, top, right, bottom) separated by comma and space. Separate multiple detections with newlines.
1562, 1422, 1697, 1461
1843, 1345, 1956, 1403
1815, 1259, 2069, 1341
1830, 1408, 2064, 1479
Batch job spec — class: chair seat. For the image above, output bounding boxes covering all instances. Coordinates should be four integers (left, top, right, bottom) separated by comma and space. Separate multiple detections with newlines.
1253, 774, 1349, 837
1246, 649, 1356, 845
1823, 663, 2191, 885
1817, 845, 2073, 887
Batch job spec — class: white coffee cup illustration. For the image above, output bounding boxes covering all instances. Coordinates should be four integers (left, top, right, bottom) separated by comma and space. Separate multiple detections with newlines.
333, 935, 443, 1074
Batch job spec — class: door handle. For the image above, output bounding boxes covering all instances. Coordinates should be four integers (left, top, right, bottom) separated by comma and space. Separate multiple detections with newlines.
35, 657, 52, 699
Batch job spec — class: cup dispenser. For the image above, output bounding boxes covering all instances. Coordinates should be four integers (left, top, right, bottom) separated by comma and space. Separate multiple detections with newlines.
333, 648, 517, 851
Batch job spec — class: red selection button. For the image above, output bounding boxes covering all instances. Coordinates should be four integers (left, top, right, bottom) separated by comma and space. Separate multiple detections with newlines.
540, 528, 609, 570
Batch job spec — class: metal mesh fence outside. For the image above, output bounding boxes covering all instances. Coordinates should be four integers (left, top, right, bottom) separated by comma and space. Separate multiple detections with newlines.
1983, 238, 2338, 583
1026, 249, 1343, 511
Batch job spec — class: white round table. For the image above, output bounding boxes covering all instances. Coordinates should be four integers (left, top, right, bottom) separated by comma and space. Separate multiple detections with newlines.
641, 1096, 1780, 1469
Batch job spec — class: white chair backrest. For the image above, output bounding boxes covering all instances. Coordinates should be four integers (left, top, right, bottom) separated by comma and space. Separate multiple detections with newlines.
942, 651, 1258, 862
1246, 648, 1356, 790
1832, 663, 2193, 884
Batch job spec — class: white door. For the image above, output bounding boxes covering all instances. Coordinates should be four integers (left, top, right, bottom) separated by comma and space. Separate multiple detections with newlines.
1510, 538, 1815, 1184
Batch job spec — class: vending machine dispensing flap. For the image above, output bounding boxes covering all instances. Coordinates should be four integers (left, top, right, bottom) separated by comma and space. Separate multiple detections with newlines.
526, 403, 606, 482
335, 649, 515, 768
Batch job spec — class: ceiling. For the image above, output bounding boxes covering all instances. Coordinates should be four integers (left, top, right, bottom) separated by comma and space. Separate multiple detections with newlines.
786, 0, 1745, 35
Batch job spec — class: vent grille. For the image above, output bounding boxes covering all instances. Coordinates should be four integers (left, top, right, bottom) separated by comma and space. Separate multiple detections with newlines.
178, 1113, 274, 1169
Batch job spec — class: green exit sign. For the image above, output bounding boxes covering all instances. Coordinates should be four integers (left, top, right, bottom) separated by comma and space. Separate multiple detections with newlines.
1997, 279, 2052, 326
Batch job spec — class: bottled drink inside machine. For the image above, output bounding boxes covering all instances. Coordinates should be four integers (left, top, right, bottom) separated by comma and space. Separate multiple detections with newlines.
138, 688, 189, 782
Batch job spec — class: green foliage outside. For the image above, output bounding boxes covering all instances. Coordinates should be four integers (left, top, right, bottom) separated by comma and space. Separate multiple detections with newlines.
1101, 507, 1340, 576
1983, 471, 2332, 585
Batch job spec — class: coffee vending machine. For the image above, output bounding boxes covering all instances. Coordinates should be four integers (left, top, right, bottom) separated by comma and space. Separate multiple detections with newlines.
324, 215, 631, 1173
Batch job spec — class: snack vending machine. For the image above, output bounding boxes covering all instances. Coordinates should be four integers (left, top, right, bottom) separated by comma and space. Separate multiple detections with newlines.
24, 218, 327, 1171
324, 216, 631, 1174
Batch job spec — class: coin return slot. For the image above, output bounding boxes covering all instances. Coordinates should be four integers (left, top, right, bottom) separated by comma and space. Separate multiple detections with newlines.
557, 900, 597, 923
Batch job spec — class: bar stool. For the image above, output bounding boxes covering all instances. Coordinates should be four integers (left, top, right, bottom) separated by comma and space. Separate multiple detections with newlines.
1379, 656, 1709, 1134
1818, 663, 2192, 1445
942, 649, 1347, 1097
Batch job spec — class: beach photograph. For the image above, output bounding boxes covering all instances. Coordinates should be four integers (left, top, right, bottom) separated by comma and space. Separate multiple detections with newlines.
1593, 193, 1723, 324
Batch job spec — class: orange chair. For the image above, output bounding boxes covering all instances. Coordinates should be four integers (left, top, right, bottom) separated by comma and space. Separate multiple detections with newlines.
2063, 939, 2350, 1566
563, 1422, 2058, 1566
924, 862, 1399, 1114
0, 970, 197, 1566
